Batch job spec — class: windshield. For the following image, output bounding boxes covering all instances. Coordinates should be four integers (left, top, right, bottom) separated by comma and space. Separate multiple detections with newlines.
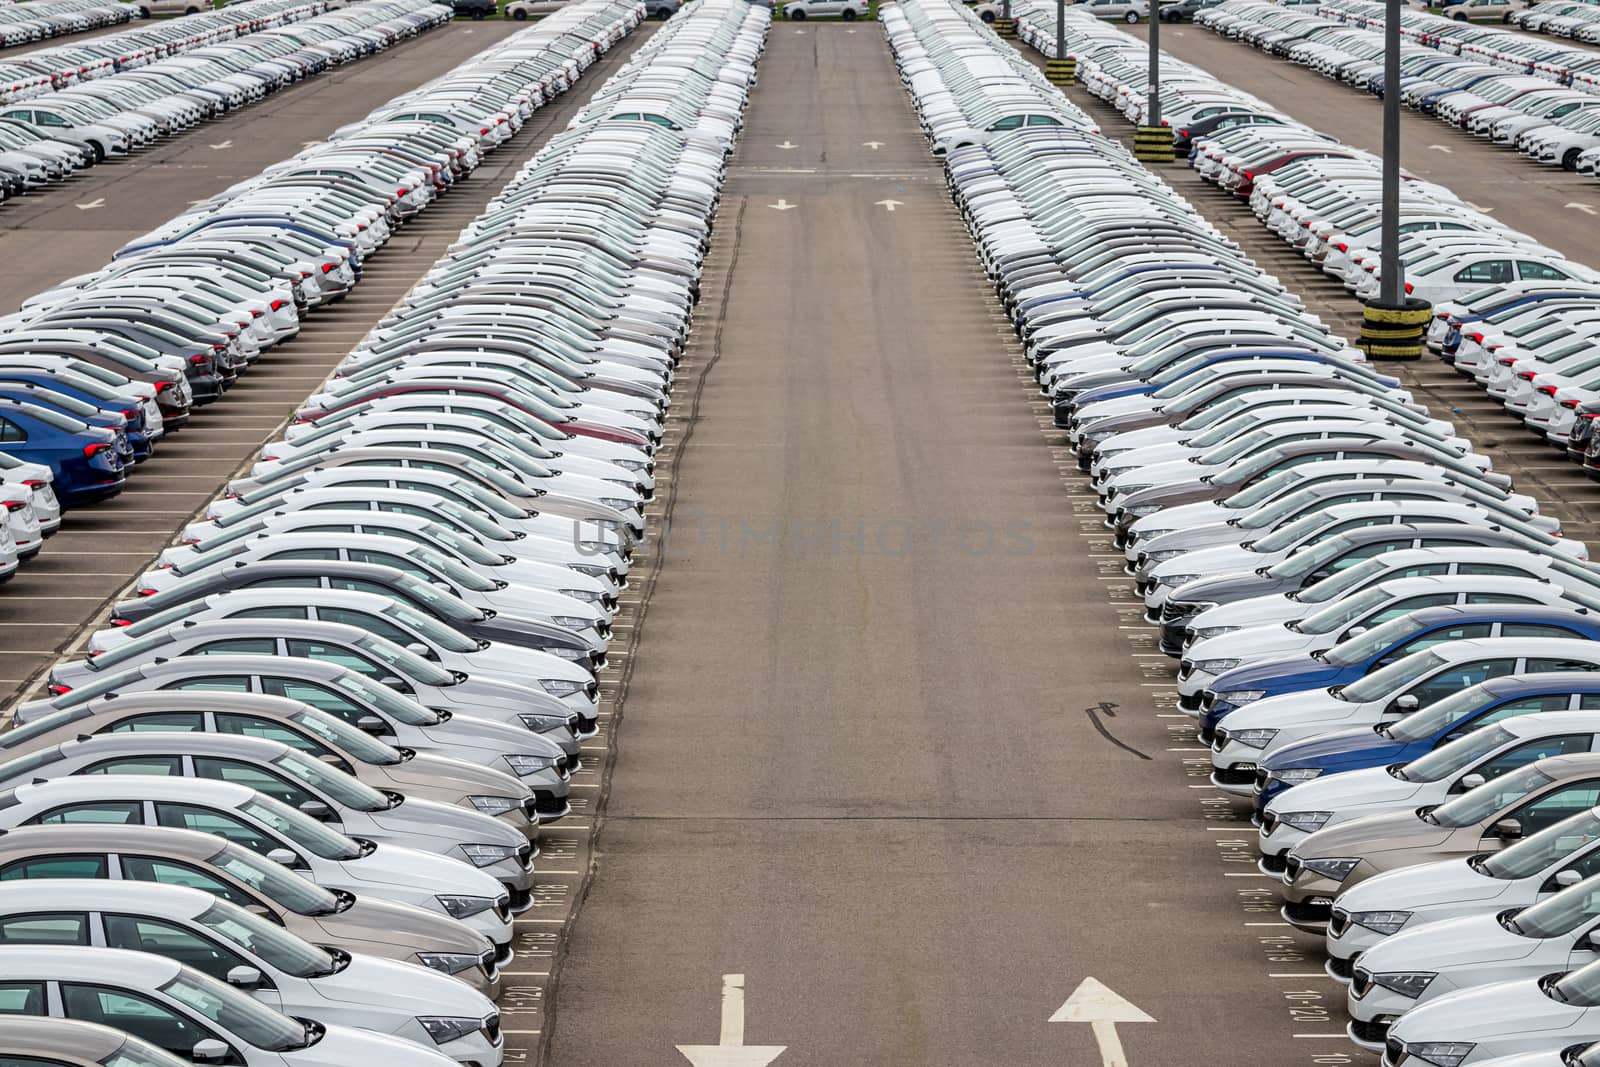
1433, 764, 1554, 827
421, 522, 502, 567
1251, 511, 1337, 555
195, 901, 337, 978
1483, 808, 1600, 879
434, 499, 513, 543
1196, 429, 1274, 467
332, 672, 438, 726
1295, 556, 1393, 605
288, 709, 402, 765
159, 971, 309, 1052
382, 602, 478, 653
1295, 585, 1396, 637
238, 797, 360, 861
1385, 685, 1503, 743
393, 575, 481, 624
1269, 535, 1355, 580
1210, 447, 1291, 489
1223, 468, 1308, 511
273, 751, 389, 812
1397, 725, 1517, 784
1339, 650, 1446, 703
409, 545, 494, 593
209, 843, 339, 916
1322, 614, 1431, 667
1236, 487, 1324, 532
103, 1036, 189, 1067
354, 634, 455, 686
1553, 957, 1600, 1009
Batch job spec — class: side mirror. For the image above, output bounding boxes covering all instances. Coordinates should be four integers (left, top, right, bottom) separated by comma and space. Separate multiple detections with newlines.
1558, 869, 1584, 888
317, 753, 343, 766
1347, 625, 1368, 638
1395, 694, 1421, 713
1460, 773, 1487, 791
355, 714, 386, 735
1494, 818, 1524, 840
192, 1040, 230, 1064
225, 965, 262, 989
297, 800, 334, 822
265, 847, 301, 869
405, 642, 432, 658
1587, 928, 1600, 950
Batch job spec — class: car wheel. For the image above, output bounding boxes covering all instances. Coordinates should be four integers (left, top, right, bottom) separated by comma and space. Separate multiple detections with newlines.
185, 5, 198, 12
1124, 10, 1138, 20
511, 6, 526, 15
788, 7, 805, 17
1565, 147, 1582, 170
980, 9, 994, 18
137, 5, 150, 14
87, 140, 105, 162
471, 8, 484, 16
841, 6, 856, 17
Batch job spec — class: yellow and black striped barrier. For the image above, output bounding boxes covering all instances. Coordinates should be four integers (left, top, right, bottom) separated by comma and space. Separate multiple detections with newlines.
1356, 297, 1433, 361
1133, 125, 1173, 163
1045, 56, 1076, 85
993, 16, 1016, 36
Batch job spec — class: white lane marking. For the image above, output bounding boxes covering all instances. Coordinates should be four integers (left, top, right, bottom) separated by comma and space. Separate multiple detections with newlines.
210, 139, 233, 150
862, 140, 883, 149
876, 199, 903, 211
1050, 978, 1153, 1067
676, 974, 786, 1066
768, 199, 797, 211
76, 198, 105, 210
775, 141, 797, 150
1568, 202, 1599, 215
1427, 144, 1453, 153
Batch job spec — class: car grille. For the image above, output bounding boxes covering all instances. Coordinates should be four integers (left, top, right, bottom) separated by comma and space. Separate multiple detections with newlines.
1283, 897, 1333, 925
1254, 768, 1272, 794
1259, 850, 1289, 874
494, 895, 511, 922
1284, 855, 1303, 882
1178, 690, 1203, 711
584, 680, 598, 701
478, 947, 498, 979
1384, 1035, 1406, 1065
1351, 967, 1373, 1000
1161, 600, 1193, 623
1198, 724, 1217, 745
1259, 811, 1278, 836
1212, 765, 1256, 786
483, 1012, 502, 1045
1326, 953, 1355, 980
508, 886, 532, 910
521, 797, 540, 819
516, 842, 534, 870
1329, 908, 1350, 938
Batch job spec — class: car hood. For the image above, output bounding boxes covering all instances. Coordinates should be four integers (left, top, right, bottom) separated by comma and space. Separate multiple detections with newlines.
1209, 654, 1344, 695
417, 710, 565, 759
1296, 809, 1455, 861
1168, 570, 1288, 610
1389, 976, 1584, 1044
1337, 857, 1513, 915
1187, 624, 1315, 667
311, 952, 492, 1017
1220, 690, 1353, 732
1152, 544, 1269, 582
286, 1021, 468, 1067
1267, 764, 1423, 816
316, 896, 491, 956
1364, 912, 1544, 974
1262, 724, 1407, 774
338, 841, 503, 897
366, 794, 524, 846
377, 752, 529, 802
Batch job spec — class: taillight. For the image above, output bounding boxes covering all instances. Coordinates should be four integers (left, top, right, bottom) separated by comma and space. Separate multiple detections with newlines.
1498, 356, 1518, 367
1562, 398, 1582, 408
1404, 282, 1414, 294
190, 354, 211, 366
1335, 242, 1348, 252
135, 587, 157, 597
397, 187, 410, 196
82, 442, 112, 458
1518, 370, 1538, 380
21, 479, 45, 489
155, 380, 177, 394
2, 501, 25, 513
321, 262, 336, 274
1466, 332, 1485, 344
111, 618, 131, 627
1538, 385, 1559, 395
47, 683, 71, 696
270, 299, 287, 311
120, 409, 139, 421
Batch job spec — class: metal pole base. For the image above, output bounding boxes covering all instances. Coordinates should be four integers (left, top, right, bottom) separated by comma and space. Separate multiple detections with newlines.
993, 16, 1016, 36
1357, 297, 1433, 361
1133, 125, 1173, 163
1045, 57, 1076, 85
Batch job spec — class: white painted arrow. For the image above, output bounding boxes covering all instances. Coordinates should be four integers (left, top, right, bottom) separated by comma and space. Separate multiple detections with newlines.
1568, 202, 1598, 216
775, 140, 797, 150
876, 198, 903, 211
862, 140, 884, 149
1462, 200, 1494, 212
75, 198, 104, 211
1428, 144, 1453, 153
677, 974, 786, 1067
1050, 978, 1153, 1067
209, 139, 232, 150
769, 199, 797, 211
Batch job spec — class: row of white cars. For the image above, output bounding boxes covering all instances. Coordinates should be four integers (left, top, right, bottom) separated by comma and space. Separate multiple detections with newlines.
897, 1, 1600, 1064
0, 0, 772, 1065
0, 0, 136, 50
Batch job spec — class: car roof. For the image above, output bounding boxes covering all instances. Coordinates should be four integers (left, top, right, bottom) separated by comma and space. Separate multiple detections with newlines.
0, 944, 182, 983
1480, 671, 1600, 697
0, 823, 225, 860
0, 1017, 130, 1060
6, 772, 256, 807
0, 877, 214, 916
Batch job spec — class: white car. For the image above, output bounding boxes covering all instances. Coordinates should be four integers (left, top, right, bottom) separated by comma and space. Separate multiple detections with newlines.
0, 945, 460, 1067
0, 882, 502, 1065
0, 776, 517, 949
1383, 958, 1600, 1065
1211, 639, 1600, 790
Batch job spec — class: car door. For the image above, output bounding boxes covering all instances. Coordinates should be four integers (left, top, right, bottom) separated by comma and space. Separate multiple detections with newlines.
1373, 624, 1497, 669
1454, 735, 1600, 794
0, 854, 109, 882
60, 983, 235, 1063
0, 913, 89, 947
1501, 779, 1600, 840
1390, 656, 1519, 718
116, 854, 262, 910
212, 713, 354, 773
101, 913, 278, 1009
1437, 693, 1575, 745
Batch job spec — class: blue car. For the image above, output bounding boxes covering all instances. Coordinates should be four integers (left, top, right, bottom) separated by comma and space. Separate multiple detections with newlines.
0, 369, 156, 461
1199, 604, 1600, 743
0, 398, 125, 508
0, 384, 135, 468
1253, 670, 1600, 815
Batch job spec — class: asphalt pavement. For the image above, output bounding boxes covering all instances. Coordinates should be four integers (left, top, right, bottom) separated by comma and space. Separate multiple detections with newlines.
542, 23, 1340, 1067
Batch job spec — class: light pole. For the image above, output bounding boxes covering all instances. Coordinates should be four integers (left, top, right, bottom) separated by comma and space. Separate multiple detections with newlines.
1133, 0, 1173, 162
1358, 0, 1430, 360
1045, 0, 1075, 84
996, 0, 1016, 37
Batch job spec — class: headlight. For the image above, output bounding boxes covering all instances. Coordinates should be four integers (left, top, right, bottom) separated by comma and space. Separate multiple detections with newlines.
504, 754, 560, 776
1228, 728, 1278, 749
1369, 970, 1436, 1000
1145, 549, 1187, 563
574, 540, 614, 556
1273, 768, 1324, 785
459, 843, 518, 868
1278, 810, 1332, 833
435, 894, 495, 919
1086, 429, 1118, 442
416, 952, 484, 976
1158, 574, 1202, 588
1192, 625, 1241, 640
539, 679, 586, 698
519, 712, 569, 732
418, 1016, 483, 1045
558, 588, 604, 604
1215, 690, 1266, 706
613, 459, 647, 472
1404, 1041, 1474, 1067
1298, 856, 1360, 882
545, 646, 588, 660
568, 563, 610, 578
1350, 910, 1413, 936
467, 795, 521, 816
1195, 658, 1241, 673
550, 615, 594, 631
1126, 504, 1162, 516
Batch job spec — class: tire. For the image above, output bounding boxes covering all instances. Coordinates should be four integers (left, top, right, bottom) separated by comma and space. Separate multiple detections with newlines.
471, 8, 484, 16
787, 6, 805, 16
87, 140, 105, 162
841, 7, 856, 17
137, 6, 150, 15
1124, 10, 1137, 20
511, 7, 526, 15
980, 9, 994, 19
1565, 147, 1582, 171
